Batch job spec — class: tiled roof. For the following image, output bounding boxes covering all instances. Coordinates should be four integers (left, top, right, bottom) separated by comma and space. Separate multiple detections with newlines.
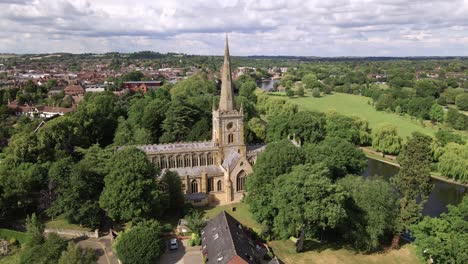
202, 211, 264, 264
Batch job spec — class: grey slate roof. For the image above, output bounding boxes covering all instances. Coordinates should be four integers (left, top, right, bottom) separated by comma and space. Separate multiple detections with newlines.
136, 141, 217, 153
222, 150, 241, 172
165, 165, 224, 177
202, 211, 264, 264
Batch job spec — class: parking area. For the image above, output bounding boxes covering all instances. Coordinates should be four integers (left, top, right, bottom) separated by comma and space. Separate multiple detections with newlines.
159, 239, 202, 264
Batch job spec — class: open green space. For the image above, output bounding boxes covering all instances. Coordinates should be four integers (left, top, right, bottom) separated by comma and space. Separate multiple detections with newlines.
269, 240, 419, 264
44, 215, 91, 232
200, 203, 419, 264
0, 252, 20, 264
0, 228, 31, 244
198, 202, 264, 230
278, 92, 445, 139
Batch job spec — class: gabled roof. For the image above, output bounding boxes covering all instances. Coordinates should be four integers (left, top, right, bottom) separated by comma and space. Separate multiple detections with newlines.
202, 211, 262, 264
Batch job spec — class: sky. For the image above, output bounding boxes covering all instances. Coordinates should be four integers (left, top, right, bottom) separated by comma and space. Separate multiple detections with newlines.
1, 0, 468, 56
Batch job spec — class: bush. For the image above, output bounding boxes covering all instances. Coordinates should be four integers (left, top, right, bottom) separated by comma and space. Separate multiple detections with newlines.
114, 221, 165, 264
312, 88, 321, 97
162, 223, 173, 233
188, 233, 201, 246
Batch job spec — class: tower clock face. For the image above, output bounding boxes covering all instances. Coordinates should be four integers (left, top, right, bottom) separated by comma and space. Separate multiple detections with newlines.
226, 122, 236, 131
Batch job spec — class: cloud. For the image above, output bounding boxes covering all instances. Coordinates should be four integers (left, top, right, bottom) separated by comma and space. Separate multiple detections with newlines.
0, 0, 467, 56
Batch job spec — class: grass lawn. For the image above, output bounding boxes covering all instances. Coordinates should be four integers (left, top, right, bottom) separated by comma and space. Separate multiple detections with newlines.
0, 229, 31, 244
198, 202, 264, 230
281, 92, 447, 139
0, 252, 20, 264
45, 215, 91, 232
269, 240, 420, 264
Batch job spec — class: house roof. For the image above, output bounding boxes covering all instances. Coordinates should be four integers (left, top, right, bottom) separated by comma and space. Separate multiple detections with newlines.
136, 141, 217, 153
202, 211, 263, 264
165, 165, 224, 177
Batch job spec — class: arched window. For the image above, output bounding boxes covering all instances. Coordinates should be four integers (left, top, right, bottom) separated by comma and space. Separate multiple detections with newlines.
236, 171, 246, 192
208, 178, 214, 192
177, 155, 184, 168
217, 180, 223, 191
200, 154, 207, 166
185, 155, 191, 167
191, 179, 199, 193
169, 156, 176, 168
192, 154, 198, 167
228, 133, 234, 144
207, 153, 213, 165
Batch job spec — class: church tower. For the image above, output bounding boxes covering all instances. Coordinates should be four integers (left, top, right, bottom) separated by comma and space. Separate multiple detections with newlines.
212, 34, 246, 161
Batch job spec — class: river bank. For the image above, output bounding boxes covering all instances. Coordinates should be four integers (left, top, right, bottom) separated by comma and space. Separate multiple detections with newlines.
360, 147, 468, 187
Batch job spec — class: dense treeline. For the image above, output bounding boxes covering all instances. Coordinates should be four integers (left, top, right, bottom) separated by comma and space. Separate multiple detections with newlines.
245, 108, 451, 255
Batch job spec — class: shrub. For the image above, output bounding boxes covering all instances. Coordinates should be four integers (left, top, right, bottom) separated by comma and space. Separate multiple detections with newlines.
312, 88, 321, 97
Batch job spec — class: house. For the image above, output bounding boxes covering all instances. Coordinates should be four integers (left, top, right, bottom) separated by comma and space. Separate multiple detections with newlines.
7, 102, 73, 118
201, 211, 266, 264
64, 84, 85, 96
122, 81, 162, 93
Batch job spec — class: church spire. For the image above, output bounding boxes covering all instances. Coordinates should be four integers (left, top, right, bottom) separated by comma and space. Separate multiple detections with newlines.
219, 33, 235, 112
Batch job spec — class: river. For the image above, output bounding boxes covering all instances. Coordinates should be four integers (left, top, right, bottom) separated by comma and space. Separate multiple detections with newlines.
364, 158, 467, 217
260, 79, 280, 91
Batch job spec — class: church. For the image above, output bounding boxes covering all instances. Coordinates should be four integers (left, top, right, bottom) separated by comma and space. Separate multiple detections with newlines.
137, 36, 265, 206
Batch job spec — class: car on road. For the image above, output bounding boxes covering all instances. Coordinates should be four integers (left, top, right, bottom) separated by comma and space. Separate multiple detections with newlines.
169, 238, 178, 250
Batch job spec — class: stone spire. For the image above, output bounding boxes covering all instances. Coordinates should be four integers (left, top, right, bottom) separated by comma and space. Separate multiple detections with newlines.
219, 33, 235, 112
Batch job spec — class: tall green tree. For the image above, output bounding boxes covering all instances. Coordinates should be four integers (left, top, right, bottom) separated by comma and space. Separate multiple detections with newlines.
272, 163, 347, 252
58, 243, 98, 264
245, 141, 306, 227
304, 137, 367, 180
412, 196, 468, 264
371, 123, 403, 155
114, 220, 165, 264
429, 103, 444, 123
338, 176, 397, 252
391, 132, 433, 248
160, 171, 184, 213
99, 147, 165, 222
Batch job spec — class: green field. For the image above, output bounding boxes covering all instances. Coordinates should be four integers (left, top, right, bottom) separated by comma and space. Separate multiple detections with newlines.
45, 215, 91, 232
0, 228, 31, 244
282, 92, 445, 139
269, 240, 419, 264
200, 203, 419, 264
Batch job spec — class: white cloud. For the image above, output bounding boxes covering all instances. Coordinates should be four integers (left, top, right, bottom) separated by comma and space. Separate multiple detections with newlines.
0, 0, 467, 56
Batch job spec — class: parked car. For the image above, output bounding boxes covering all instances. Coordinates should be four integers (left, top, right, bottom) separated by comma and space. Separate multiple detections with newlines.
169, 238, 178, 250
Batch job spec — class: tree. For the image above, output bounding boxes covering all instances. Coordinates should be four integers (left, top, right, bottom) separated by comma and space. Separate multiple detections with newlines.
455, 93, 468, 111
285, 87, 294, 97
415, 79, 437, 97
438, 143, 468, 182
114, 220, 165, 264
99, 147, 165, 222
391, 132, 433, 248
26, 213, 44, 246
160, 99, 195, 143
446, 108, 467, 130
304, 137, 367, 180
412, 196, 468, 263
58, 242, 98, 264
20, 233, 67, 264
47, 159, 103, 228
429, 103, 444, 123
296, 87, 305, 97
371, 123, 403, 155
185, 210, 206, 235
272, 163, 347, 252
247, 117, 266, 142
325, 114, 361, 145
267, 111, 326, 144
311, 87, 320, 97
435, 130, 465, 146
239, 80, 258, 103
338, 176, 397, 252
302, 73, 319, 90
245, 141, 306, 227
160, 171, 184, 213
